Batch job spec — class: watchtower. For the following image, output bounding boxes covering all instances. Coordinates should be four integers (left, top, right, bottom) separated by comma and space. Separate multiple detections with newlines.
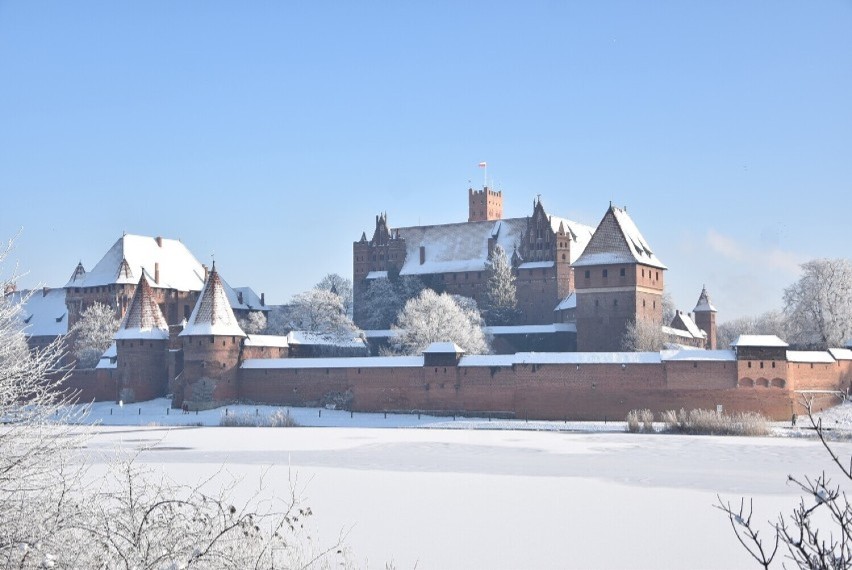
468, 186, 503, 222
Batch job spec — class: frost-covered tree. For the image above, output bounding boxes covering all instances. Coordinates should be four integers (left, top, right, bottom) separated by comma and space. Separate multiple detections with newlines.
483, 244, 520, 326
361, 275, 425, 330
784, 258, 852, 349
717, 310, 789, 349
662, 292, 676, 325
390, 289, 489, 355
0, 238, 351, 569
238, 310, 267, 334
72, 301, 119, 368
289, 288, 359, 340
316, 273, 353, 317
622, 319, 666, 352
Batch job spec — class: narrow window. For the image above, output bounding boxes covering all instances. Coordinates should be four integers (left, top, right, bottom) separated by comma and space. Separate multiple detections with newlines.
620, 267, 626, 277
602, 269, 608, 278
584, 270, 590, 279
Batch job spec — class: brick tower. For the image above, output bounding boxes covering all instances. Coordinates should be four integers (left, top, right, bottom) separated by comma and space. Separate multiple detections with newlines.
176, 264, 246, 410
468, 186, 503, 222
693, 285, 718, 350
114, 274, 170, 403
574, 205, 667, 352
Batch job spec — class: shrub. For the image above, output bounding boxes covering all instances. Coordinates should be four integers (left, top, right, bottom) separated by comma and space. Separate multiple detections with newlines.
626, 409, 655, 433
220, 410, 299, 428
661, 408, 769, 436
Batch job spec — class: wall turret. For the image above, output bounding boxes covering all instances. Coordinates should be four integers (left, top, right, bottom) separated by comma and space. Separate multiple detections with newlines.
693, 285, 718, 350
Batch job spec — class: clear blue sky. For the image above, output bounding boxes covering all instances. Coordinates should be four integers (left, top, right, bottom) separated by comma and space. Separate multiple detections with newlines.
2, 1, 850, 321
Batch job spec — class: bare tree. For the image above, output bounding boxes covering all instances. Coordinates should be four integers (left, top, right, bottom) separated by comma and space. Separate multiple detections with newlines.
784, 258, 852, 349
72, 301, 119, 367
622, 319, 666, 351
717, 399, 852, 569
482, 244, 521, 326
717, 310, 790, 349
390, 289, 489, 355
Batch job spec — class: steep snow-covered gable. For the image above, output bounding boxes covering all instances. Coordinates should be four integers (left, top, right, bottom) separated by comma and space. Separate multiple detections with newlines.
554, 292, 576, 312
573, 206, 666, 269
221, 280, 268, 312
693, 286, 717, 313
549, 216, 595, 259
423, 341, 464, 354
669, 311, 706, 339
114, 275, 169, 340
75, 234, 206, 291
9, 288, 68, 337
179, 267, 245, 337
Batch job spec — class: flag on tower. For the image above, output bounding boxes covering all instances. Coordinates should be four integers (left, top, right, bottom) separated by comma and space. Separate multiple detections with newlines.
478, 161, 487, 167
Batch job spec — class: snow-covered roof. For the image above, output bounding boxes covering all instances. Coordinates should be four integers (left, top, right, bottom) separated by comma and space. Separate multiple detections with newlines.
8, 288, 69, 337
422, 342, 464, 354
242, 356, 424, 369
669, 311, 706, 339
222, 281, 268, 312
114, 275, 169, 340
660, 349, 736, 362
787, 351, 836, 364
244, 334, 289, 348
179, 267, 246, 337
362, 329, 399, 338
483, 323, 576, 335
394, 216, 594, 276
366, 271, 388, 280
65, 262, 86, 287
572, 206, 667, 269
731, 335, 789, 348
510, 352, 662, 365
828, 348, 852, 361
661, 326, 695, 340
286, 331, 366, 348
70, 234, 206, 291
95, 342, 117, 369
693, 286, 717, 313
554, 292, 576, 312
518, 261, 554, 270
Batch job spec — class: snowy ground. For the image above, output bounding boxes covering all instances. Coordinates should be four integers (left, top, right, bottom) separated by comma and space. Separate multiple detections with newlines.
71, 399, 852, 569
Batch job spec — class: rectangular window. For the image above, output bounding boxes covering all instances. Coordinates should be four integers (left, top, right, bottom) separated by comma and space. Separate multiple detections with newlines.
584, 270, 590, 279
602, 269, 608, 278
620, 268, 626, 277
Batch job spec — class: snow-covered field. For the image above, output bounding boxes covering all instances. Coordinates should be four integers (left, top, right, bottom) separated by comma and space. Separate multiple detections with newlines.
74, 400, 852, 569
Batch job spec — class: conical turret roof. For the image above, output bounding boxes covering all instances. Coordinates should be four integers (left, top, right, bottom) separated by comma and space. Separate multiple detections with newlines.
114, 274, 169, 340
179, 265, 246, 337
693, 285, 717, 313
65, 261, 86, 287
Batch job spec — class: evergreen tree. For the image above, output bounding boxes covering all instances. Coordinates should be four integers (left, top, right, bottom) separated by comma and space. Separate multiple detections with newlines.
483, 244, 520, 326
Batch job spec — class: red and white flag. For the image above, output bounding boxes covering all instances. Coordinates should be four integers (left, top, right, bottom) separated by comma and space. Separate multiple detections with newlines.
478, 161, 487, 167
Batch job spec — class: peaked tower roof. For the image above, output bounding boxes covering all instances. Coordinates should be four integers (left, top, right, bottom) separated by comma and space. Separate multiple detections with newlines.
693, 285, 717, 313
115, 274, 169, 340
65, 261, 87, 287
179, 265, 246, 337
572, 205, 667, 269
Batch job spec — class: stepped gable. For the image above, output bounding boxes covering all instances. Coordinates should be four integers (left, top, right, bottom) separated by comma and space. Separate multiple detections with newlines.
114, 274, 169, 340
73, 234, 206, 291
693, 285, 717, 313
572, 205, 666, 269
178, 264, 246, 337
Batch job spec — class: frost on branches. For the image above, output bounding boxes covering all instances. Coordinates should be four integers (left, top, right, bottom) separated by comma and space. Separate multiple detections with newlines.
0, 239, 351, 569
784, 258, 852, 349
288, 288, 359, 341
390, 289, 490, 355
621, 319, 666, 352
361, 275, 424, 330
482, 244, 520, 326
238, 310, 267, 334
315, 273, 353, 318
71, 301, 119, 368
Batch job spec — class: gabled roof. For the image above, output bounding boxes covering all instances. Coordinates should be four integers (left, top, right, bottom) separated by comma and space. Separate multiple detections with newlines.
114, 275, 169, 340
554, 292, 576, 312
8, 288, 68, 337
70, 234, 206, 291
787, 351, 835, 364
693, 285, 717, 313
829, 348, 852, 361
65, 262, 86, 287
669, 311, 706, 339
731, 335, 789, 348
222, 281, 268, 312
422, 341, 464, 354
179, 266, 246, 337
572, 205, 666, 269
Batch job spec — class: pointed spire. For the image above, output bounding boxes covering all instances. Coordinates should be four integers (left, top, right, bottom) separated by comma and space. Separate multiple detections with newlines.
179, 265, 246, 337
116, 257, 134, 282
66, 261, 87, 286
693, 285, 717, 313
114, 274, 169, 340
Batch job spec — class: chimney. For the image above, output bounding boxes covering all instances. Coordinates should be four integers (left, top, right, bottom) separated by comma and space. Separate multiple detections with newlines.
203, 264, 209, 280
261, 292, 265, 306
420, 245, 426, 265
156, 236, 163, 247
154, 262, 160, 284
42, 286, 50, 297
237, 291, 244, 305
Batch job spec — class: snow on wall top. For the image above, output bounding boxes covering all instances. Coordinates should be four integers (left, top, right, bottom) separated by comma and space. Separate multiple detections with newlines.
554, 292, 576, 312
787, 351, 836, 364
517, 261, 554, 270
114, 275, 169, 340
483, 323, 576, 335
9, 288, 69, 337
71, 234, 206, 291
95, 342, 118, 369
422, 341, 464, 354
731, 335, 789, 348
366, 271, 388, 280
286, 331, 367, 348
829, 348, 852, 361
179, 267, 246, 337
660, 349, 736, 362
242, 356, 424, 369
572, 206, 667, 269
244, 334, 289, 348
